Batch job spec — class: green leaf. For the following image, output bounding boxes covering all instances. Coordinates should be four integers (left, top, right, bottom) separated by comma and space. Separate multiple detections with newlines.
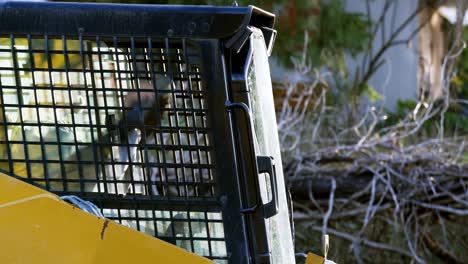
363, 84, 383, 102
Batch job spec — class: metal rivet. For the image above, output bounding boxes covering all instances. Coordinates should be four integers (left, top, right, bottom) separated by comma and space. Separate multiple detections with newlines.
167, 29, 174, 37
219, 195, 228, 205
187, 22, 196, 33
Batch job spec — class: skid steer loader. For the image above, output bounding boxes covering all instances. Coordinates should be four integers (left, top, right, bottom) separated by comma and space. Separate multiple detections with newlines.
0, 1, 327, 263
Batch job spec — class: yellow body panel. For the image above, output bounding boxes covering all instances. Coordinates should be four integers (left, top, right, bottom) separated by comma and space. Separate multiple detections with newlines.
305, 252, 325, 264
0, 173, 213, 264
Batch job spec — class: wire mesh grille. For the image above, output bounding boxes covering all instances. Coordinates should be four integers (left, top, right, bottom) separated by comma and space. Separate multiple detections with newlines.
102, 206, 227, 263
0, 34, 226, 262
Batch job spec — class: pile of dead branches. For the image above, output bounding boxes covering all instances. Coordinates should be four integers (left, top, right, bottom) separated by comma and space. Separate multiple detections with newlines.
274, 3, 468, 259
274, 1, 468, 262
277, 75, 467, 263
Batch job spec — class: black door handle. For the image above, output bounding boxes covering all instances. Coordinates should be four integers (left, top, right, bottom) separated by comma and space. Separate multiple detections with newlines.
257, 156, 278, 219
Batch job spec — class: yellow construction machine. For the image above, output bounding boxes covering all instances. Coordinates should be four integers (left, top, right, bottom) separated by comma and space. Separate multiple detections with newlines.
0, 1, 327, 263
0, 172, 212, 263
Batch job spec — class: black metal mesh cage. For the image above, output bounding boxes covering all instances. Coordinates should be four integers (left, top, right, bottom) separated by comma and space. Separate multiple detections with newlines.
0, 2, 294, 264
0, 35, 226, 261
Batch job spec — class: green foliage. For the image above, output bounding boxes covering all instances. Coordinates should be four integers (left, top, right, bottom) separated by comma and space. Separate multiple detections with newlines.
450, 28, 468, 99
363, 84, 384, 103
253, 0, 371, 70
444, 110, 468, 133
394, 99, 417, 118
317, 0, 370, 57
441, 26, 468, 135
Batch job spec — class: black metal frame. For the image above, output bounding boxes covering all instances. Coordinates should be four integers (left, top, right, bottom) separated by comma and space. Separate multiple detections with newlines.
0, 2, 292, 264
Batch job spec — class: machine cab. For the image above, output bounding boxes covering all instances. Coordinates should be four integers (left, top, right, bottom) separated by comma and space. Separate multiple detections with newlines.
0, 1, 294, 263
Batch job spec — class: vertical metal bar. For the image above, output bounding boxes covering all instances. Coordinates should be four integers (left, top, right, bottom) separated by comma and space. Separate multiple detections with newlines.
27, 34, 48, 183
129, 36, 142, 231
127, 37, 140, 198
146, 36, 158, 198
220, 45, 251, 263
136, 43, 152, 199
51, 37, 67, 191
147, 37, 168, 197
173, 46, 190, 198
10, 35, 23, 106
0, 62, 14, 173
95, 36, 110, 194
44, 34, 67, 190
156, 45, 171, 198
179, 43, 197, 254
112, 36, 125, 194
60, 36, 83, 191
168, 209, 177, 246
85, 40, 105, 194
78, 34, 95, 192
162, 38, 183, 198
226, 56, 260, 263
193, 63, 213, 197
10, 34, 32, 180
